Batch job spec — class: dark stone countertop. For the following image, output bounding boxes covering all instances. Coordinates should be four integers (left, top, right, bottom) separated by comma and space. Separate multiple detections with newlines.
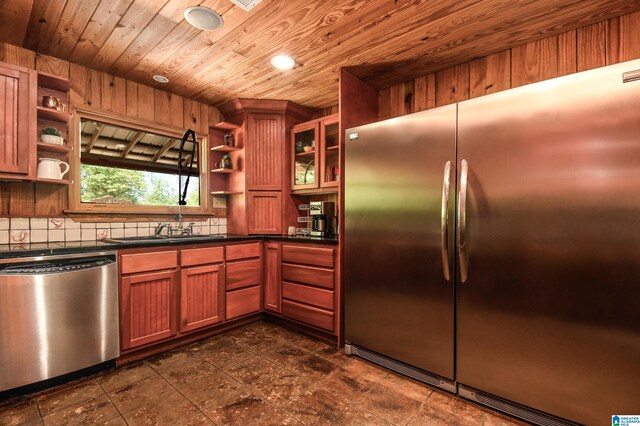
0, 234, 338, 260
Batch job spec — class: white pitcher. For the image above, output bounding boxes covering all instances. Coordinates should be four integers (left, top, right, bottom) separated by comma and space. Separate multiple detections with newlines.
37, 158, 70, 180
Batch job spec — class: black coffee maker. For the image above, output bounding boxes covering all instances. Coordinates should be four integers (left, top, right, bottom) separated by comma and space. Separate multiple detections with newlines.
310, 201, 335, 237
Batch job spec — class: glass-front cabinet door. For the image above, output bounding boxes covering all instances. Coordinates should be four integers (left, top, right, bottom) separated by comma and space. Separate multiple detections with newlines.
320, 114, 339, 188
292, 121, 319, 190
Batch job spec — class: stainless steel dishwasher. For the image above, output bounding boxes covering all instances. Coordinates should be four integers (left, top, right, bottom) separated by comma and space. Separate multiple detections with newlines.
0, 252, 119, 392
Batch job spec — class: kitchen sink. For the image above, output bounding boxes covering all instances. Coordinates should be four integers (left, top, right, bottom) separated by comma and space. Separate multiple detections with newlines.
103, 234, 224, 244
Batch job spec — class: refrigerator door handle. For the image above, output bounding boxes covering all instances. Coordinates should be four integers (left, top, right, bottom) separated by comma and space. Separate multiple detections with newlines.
441, 160, 452, 282
458, 159, 469, 282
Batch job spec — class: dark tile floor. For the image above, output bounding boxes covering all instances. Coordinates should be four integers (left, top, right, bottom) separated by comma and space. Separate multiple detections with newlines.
0, 321, 528, 425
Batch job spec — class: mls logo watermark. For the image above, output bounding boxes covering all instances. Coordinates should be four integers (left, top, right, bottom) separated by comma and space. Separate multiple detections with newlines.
613, 415, 640, 426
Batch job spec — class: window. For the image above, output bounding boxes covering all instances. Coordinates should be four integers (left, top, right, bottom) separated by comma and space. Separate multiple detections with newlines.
70, 112, 208, 214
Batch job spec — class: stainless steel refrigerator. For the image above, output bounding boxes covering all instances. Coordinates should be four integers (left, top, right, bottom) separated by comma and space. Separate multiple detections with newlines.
344, 59, 640, 425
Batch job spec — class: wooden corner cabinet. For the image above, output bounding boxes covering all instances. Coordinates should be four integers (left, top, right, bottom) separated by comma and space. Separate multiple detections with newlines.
291, 113, 339, 193
218, 99, 314, 235
0, 61, 37, 180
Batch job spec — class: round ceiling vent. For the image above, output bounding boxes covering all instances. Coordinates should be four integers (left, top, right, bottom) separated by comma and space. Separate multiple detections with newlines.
184, 6, 224, 31
152, 75, 169, 83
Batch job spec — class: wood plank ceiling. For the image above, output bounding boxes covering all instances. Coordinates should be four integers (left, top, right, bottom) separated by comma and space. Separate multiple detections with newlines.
1, 0, 640, 109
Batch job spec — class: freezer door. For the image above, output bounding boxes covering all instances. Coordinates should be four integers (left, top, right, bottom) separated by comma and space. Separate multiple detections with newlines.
457, 59, 640, 424
345, 105, 456, 379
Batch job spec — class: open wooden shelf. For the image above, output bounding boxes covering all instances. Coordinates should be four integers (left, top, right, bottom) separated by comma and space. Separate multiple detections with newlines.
210, 191, 243, 195
37, 106, 72, 123
295, 150, 315, 157
37, 142, 71, 154
35, 177, 71, 185
212, 121, 240, 131
210, 145, 241, 152
37, 72, 72, 92
211, 168, 239, 174
326, 145, 339, 151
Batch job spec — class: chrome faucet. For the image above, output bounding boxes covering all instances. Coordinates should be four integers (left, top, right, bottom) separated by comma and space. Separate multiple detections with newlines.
155, 223, 169, 236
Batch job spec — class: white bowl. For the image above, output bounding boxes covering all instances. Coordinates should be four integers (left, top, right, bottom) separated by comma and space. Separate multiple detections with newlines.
41, 134, 64, 145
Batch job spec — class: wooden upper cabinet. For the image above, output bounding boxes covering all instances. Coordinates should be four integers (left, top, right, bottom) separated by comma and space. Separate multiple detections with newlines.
319, 114, 340, 188
291, 121, 320, 190
0, 62, 36, 179
247, 191, 282, 234
246, 113, 284, 190
291, 114, 340, 192
180, 264, 224, 333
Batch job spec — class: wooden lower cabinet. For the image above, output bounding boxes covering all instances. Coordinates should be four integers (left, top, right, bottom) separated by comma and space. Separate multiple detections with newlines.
121, 270, 178, 350
264, 242, 282, 313
226, 286, 261, 320
276, 243, 338, 334
180, 264, 224, 333
120, 243, 261, 354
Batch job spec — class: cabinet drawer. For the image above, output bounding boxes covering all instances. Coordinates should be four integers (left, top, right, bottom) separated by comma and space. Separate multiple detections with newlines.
226, 243, 261, 261
282, 300, 334, 332
180, 246, 224, 267
226, 259, 261, 290
121, 250, 178, 274
282, 282, 334, 310
226, 286, 260, 320
282, 264, 334, 289
282, 245, 334, 268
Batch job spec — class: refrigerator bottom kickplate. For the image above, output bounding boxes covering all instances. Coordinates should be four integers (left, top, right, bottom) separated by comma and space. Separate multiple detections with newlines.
344, 343, 457, 393
458, 385, 579, 426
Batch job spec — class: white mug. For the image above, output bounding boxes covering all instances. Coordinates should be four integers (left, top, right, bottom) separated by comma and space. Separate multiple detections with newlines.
37, 158, 70, 180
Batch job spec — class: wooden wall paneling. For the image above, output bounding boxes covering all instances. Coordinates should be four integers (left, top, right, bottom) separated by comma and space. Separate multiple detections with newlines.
154, 89, 184, 128
101, 73, 127, 113
577, 22, 606, 71
469, 51, 511, 99
558, 30, 577, 76
209, 105, 223, 126
136, 84, 155, 122
184, 98, 204, 134
378, 87, 391, 120
8, 182, 35, 217
435, 63, 470, 107
47, 0, 101, 59
69, 63, 102, 108
0, 42, 35, 69
0, 0, 35, 46
606, 11, 640, 64
0, 183, 9, 215
389, 83, 405, 118
511, 36, 560, 88
126, 80, 139, 117
414, 73, 436, 112
199, 102, 210, 135
35, 54, 70, 78
34, 183, 67, 217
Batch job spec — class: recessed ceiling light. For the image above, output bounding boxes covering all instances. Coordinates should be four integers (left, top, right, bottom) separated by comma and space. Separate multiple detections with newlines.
184, 6, 224, 31
271, 55, 295, 70
153, 75, 169, 83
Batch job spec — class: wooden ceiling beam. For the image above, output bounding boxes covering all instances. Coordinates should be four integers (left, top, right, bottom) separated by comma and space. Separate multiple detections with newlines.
121, 131, 144, 158
152, 139, 178, 162
84, 123, 105, 153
